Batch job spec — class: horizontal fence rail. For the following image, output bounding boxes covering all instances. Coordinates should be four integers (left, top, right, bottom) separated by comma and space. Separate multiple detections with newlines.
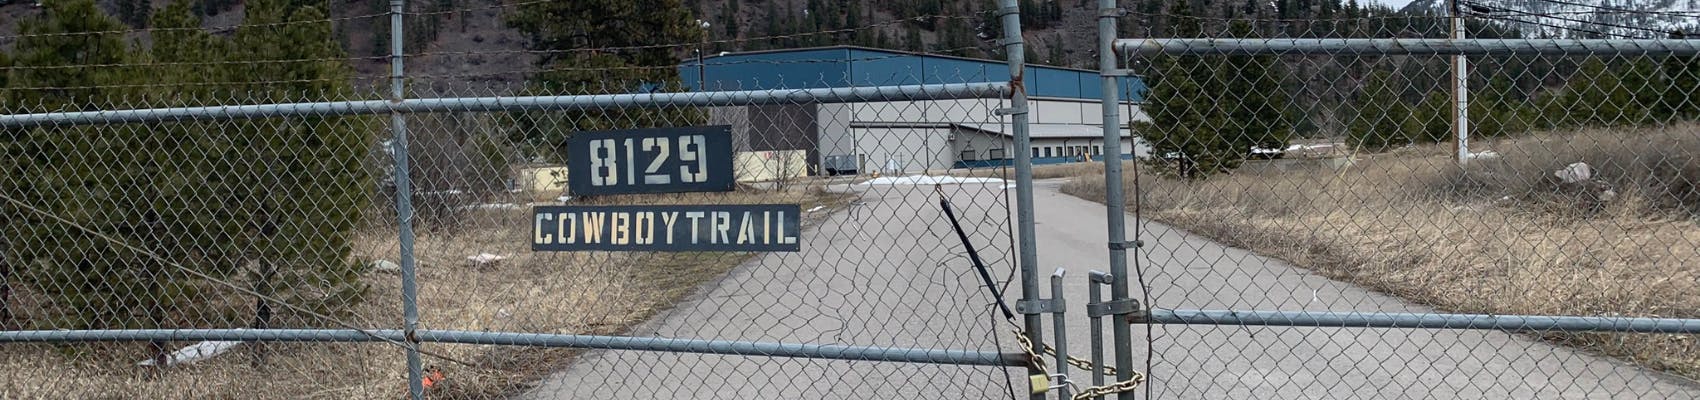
1115, 38, 1700, 56
0, 329, 1027, 367
0, 82, 1010, 127
1148, 310, 1700, 334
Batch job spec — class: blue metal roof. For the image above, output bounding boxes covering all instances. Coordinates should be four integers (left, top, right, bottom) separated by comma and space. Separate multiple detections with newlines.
679, 46, 1145, 102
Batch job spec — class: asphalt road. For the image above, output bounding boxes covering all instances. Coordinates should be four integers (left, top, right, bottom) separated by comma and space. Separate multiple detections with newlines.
522, 178, 1700, 399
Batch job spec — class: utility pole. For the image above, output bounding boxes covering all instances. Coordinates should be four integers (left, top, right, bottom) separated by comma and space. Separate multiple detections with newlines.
1451, 0, 1471, 165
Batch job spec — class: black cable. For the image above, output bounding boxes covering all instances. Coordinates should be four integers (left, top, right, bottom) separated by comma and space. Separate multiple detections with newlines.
939, 189, 1017, 320
1462, 0, 1683, 37
1466, 10, 1632, 38
1526, 0, 1700, 20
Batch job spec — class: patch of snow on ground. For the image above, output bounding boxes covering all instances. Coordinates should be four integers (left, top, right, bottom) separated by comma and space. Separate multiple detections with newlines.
138, 340, 242, 366
858, 175, 1007, 186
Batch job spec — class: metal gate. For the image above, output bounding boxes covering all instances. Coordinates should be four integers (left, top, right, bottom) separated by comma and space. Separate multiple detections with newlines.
10, 0, 1700, 398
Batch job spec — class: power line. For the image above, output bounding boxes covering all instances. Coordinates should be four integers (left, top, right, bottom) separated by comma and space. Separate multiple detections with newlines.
1462, 0, 1683, 38
1526, 0, 1700, 20
1464, 10, 1634, 39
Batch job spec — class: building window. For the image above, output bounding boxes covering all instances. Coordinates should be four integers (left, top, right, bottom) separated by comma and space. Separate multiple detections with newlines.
1043, 147, 1053, 158
960, 150, 977, 161
1032, 147, 1040, 158
989, 148, 1006, 160
1095, 145, 1103, 156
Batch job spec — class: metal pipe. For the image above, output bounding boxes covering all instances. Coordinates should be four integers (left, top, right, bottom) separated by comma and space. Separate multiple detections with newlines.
1114, 38, 1700, 56
387, 1, 423, 399
1098, 2, 1137, 399
1450, 0, 1471, 166
1050, 268, 1071, 399
0, 329, 398, 342
1087, 271, 1114, 399
0, 83, 1011, 127
1148, 309, 1700, 333
992, 0, 1043, 397
0, 329, 1028, 367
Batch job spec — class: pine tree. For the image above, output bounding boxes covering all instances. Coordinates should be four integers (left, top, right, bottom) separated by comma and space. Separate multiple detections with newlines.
3, 1, 184, 368
1467, 77, 1531, 138
1557, 57, 1658, 127
1664, 31, 1700, 119
1347, 70, 1421, 150
903, 25, 924, 52
0, 49, 14, 330
1136, 18, 1290, 178
117, 0, 152, 28
508, 0, 706, 156
228, 0, 371, 335
722, 0, 741, 38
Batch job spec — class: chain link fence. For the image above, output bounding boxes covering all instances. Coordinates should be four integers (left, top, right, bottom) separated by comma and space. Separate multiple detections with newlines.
15, 0, 1700, 399
1046, 9, 1700, 399
0, 0, 1048, 398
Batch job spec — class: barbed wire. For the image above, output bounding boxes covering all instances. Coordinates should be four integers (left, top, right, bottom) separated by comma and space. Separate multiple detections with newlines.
404, 13, 991, 58
0, 55, 391, 72
404, 46, 991, 81
0, 77, 391, 92
0, 190, 480, 369
0, 10, 388, 42
402, 0, 555, 17
1121, 10, 1451, 23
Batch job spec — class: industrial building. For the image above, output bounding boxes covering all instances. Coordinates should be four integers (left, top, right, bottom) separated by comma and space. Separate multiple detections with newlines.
680, 46, 1150, 175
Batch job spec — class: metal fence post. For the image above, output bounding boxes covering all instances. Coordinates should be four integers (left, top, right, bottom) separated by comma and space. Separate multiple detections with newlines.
387, 1, 425, 399
1097, 1, 1138, 398
992, 0, 1042, 397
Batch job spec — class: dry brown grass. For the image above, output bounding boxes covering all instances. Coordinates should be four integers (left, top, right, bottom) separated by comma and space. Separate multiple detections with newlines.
2, 182, 851, 399
1061, 126, 1700, 379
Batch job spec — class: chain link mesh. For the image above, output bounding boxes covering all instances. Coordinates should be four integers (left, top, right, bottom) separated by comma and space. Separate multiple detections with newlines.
0, 1, 1037, 398
1048, 7, 1700, 399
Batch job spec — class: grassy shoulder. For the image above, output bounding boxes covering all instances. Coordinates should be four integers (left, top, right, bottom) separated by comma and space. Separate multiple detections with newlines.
2, 182, 853, 399
1060, 126, 1700, 379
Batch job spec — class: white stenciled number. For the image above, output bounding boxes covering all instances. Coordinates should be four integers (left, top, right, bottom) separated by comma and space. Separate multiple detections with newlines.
642, 137, 672, 184
624, 138, 636, 185
589, 138, 618, 186
679, 134, 708, 183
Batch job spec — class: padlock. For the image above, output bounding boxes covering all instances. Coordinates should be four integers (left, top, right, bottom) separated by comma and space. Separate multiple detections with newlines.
1029, 374, 1051, 394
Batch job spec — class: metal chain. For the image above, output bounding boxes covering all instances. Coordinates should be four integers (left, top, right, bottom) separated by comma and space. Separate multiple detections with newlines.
1041, 343, 1117, 377
1071, 374, 1147, 400
1013, 327, 1146, 399
1011, 329, 1050, 372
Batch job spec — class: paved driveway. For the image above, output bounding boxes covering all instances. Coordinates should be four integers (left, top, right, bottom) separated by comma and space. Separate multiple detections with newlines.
522, 178, 1700, 399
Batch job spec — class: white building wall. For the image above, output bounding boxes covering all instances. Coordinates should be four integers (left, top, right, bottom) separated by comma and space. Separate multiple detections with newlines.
815, 98, 1148, 173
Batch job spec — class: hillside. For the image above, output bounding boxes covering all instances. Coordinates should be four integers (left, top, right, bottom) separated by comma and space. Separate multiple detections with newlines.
0, 0, 1111, 91
1402, 0, 1700, 38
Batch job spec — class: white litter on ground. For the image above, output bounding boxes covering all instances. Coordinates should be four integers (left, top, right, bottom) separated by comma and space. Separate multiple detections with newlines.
467, 253, 506, 265
1556, 162, 1593, 183
1466, 151, 1501, 160
371, 259, 401, 273
858, 175, 1006, 186
138, 340, 242, 366
453, 203, 521, 211
1286, 143, 1338, 151
805, 205, 825, 213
